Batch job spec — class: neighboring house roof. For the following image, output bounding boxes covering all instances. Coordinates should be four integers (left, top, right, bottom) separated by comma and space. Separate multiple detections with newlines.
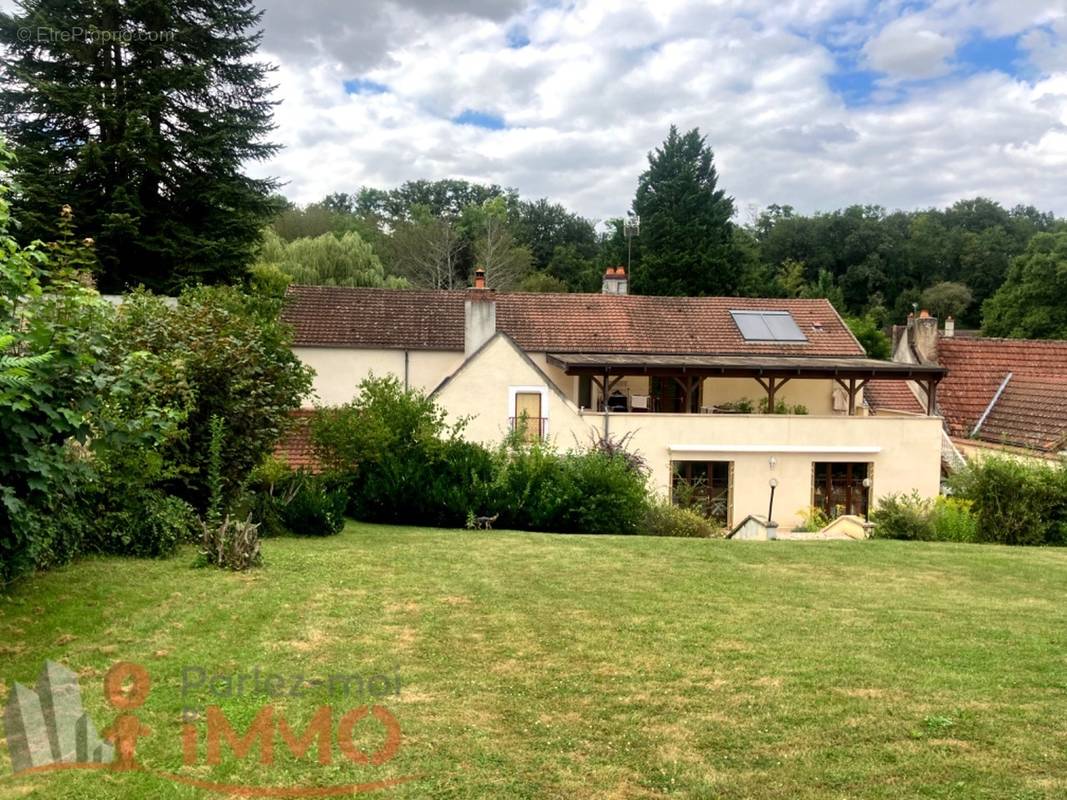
973, 376, 1067, 452
936, 337, 1067, 452
864, 380, 925, 415
282, 286, 865, 357
274, 410, 319, 471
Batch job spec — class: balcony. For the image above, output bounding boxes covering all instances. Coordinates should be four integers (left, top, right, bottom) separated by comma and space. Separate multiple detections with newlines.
509, 415, 547, 442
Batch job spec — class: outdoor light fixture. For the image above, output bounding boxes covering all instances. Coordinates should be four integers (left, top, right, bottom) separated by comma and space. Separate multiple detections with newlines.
767, 477, 779, 523
768, 456, 777, 470
862, 477, 872, 524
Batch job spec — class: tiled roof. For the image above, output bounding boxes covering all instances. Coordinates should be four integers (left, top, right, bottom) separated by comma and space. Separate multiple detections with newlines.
976, 377, 1067, 452
282, 286, 865, 357
865, 380, 925, 415
937, 337, 1067, 451
274, 410, 320, 471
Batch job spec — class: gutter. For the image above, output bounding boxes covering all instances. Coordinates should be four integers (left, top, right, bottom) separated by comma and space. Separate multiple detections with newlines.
972, 372, 1012, 437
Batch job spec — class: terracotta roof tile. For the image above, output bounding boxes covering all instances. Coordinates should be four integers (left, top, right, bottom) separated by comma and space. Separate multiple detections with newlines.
273, 410, 320, 471
282, 286, 865, 357
865, 380, 925, 415
937, 337, 1067, 450
977, 376, 1067, 452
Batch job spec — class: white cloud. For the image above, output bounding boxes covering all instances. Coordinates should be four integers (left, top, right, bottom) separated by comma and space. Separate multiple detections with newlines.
244, 0, 1067, 219
863, 16, 957, 79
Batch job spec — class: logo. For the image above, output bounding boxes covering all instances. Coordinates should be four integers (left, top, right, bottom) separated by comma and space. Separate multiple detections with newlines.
4, 660, 417, 796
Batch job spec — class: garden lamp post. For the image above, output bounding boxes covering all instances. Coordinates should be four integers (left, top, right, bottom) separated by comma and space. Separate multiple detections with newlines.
862, 477, 872, 523
767, 477, 778, 524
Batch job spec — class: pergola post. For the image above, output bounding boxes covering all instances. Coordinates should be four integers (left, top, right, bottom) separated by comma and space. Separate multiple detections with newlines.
755, 377, 790, 413
833, 378, 868, 416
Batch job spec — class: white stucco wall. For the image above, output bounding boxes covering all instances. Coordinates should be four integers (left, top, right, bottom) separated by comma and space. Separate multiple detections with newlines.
430, 335, 944, 531
294, 346, 463, 406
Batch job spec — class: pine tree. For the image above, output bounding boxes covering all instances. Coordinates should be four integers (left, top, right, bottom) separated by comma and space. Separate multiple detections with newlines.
632, 125, 738, 296
0, 0, 279, 291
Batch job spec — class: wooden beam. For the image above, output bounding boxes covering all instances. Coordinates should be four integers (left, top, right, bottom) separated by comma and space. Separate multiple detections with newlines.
927, 379, 938, 415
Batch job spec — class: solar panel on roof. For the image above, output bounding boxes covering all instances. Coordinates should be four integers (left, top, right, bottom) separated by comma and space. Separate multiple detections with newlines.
730, 310, 807, 342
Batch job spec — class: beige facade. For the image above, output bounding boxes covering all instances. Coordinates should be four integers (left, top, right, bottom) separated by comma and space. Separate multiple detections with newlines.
295, 346, 462, 406
426, 334, 942, 530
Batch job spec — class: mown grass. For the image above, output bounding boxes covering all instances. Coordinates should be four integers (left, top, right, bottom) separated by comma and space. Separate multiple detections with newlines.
1, 523, 1066, 799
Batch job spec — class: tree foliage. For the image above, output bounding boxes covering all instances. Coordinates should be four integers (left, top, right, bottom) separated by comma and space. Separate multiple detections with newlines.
982, 232, 1067, 339
0, 0, 280, 291
257, 229, 406, 289
110, 286, 315, 511
632, 125, 738, 296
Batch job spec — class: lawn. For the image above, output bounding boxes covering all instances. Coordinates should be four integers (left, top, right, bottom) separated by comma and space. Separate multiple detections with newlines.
1, 523, 1066, 799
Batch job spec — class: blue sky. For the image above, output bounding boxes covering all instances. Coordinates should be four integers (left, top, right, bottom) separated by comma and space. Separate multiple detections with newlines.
252, 0, 1067, 218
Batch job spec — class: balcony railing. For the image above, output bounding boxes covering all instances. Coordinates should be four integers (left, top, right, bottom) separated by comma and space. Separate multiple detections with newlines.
509, 416, 547, 441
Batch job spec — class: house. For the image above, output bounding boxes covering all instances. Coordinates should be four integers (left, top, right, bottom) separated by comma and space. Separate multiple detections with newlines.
867, 312, 1067, 463
281, 268, 947, 530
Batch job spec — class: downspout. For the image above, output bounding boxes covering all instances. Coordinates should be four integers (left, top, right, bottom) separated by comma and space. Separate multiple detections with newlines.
403, 350, 410, 391
972, 372, 1012, 437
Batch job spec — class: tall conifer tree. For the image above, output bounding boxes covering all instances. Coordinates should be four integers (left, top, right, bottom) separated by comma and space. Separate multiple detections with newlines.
0, 0, 279, 290
632, 125, 738, 296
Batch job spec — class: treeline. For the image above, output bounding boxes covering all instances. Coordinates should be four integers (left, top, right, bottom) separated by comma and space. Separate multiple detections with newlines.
264, 129, 1066, 338
2, 0, 1062, 338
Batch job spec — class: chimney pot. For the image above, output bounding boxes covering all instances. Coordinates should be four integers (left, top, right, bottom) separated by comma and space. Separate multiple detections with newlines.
944, 316, 955, 338
919, 309, 931, 319
473, 268, 486, 290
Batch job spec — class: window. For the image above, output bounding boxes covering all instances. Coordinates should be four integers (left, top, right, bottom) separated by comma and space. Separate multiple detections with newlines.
812, 462, 871, 518
508, 386, 548, 442
672, 461, 732, 526
730, 310, 807, 342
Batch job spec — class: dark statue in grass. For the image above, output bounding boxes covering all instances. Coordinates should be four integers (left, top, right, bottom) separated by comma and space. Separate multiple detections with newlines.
0, 0, 279, 292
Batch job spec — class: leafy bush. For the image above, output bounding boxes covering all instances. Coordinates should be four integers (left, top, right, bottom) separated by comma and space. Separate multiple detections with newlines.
794, 506, 831, 533
930, 497, 978, 543
94, 490, 199, 558
948, 457, 1064, 546
110, 286, 314, 514
6, 491, 92, 577
872, 492, 978, 543
313, 376, 652, 535
643, 501, 719, 538
313, 376, 494, 528
198, 515, 262, 571
871, 493, 934, 541
277, 473, 348, 537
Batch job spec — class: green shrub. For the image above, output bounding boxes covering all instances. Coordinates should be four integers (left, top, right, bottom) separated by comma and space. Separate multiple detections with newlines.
643, 501, 719, 538
556, 449, 648, 534
948, 457, 1063, 546
94, 490, 199, 558
278, 473, 348, 537
313, 375, 650, 535
794, 506, 831, 533
110, 286, 314, 514
930, 496, 978, 543
7, 492, 92, 577
872, 492, 978, 543
871, 492, 934, 540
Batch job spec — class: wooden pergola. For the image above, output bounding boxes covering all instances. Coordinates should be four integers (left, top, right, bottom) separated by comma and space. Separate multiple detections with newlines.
545, 353, 947, 416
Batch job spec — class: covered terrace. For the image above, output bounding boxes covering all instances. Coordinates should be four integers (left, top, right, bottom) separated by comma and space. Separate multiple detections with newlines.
546, 353, 947, 416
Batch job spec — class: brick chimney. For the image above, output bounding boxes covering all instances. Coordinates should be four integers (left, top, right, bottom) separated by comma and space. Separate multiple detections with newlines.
465, 268, 496, 357
912, 309, 939, 364
602, 265, 628, 295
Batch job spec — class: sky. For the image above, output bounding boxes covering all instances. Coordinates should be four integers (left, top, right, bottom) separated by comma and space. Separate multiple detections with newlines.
36, 0, 1067, 221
